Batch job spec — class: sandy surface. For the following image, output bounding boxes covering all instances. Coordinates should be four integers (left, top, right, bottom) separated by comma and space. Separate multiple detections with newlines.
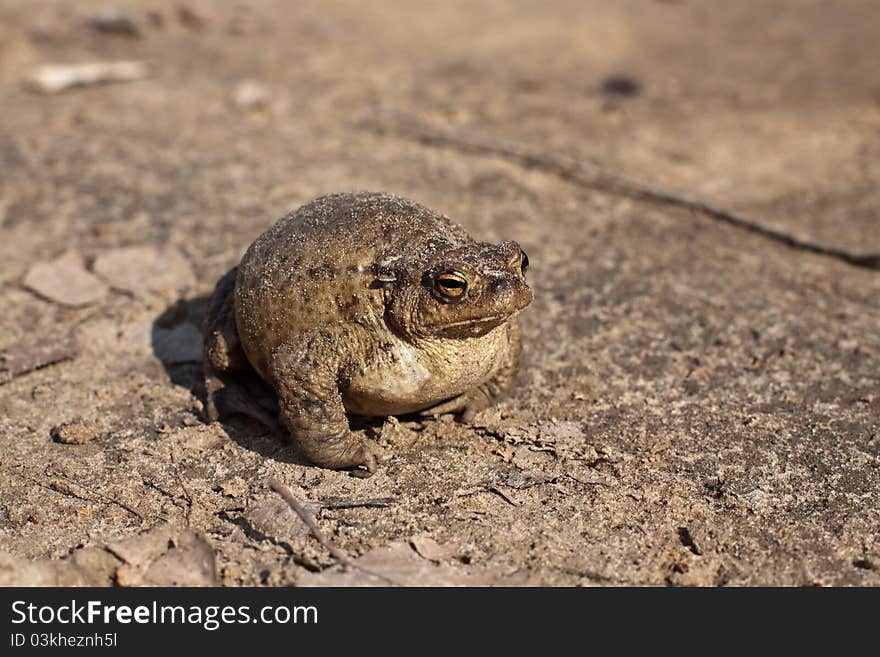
1, 0, 879, 586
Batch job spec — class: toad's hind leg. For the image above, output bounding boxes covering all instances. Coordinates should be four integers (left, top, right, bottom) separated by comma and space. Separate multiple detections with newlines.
202, 267, 277, 428
421, 320, 523, 422
204, 267, 248, 377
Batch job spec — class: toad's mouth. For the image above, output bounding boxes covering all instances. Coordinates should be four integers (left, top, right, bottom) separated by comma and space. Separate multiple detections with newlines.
427, 313, 509, 330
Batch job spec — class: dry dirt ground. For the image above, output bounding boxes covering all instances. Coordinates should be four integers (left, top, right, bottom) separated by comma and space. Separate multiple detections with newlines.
1, 0, 879, 586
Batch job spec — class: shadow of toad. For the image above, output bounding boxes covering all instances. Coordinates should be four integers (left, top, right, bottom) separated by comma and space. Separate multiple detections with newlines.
150, 295, 310, 466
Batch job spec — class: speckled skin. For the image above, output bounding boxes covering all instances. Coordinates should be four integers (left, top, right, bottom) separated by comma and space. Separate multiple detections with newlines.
204, 192, 532, 472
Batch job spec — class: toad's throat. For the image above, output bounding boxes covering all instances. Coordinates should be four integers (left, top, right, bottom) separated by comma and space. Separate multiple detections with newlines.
342, 327, 508, 416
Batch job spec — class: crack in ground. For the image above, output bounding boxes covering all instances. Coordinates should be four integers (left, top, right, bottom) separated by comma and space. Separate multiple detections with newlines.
362, 109, 880, 271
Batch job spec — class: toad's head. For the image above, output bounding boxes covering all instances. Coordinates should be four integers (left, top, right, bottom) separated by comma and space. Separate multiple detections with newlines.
383, 239, 533, 340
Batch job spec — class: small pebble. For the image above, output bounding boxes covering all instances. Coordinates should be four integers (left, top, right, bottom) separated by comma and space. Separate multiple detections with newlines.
233, 80, 270, 110
88, 8, 141, 37
218, 477, 249, 498
600, 74, 642, 97
177, 4, 208, 30
51, 418, 102, 445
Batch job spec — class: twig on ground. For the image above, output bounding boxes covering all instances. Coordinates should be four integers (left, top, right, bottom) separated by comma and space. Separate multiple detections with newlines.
25, 61, 148, 94
38, 476, 144, 521
487, 486, 519, 506
362, 110, 880, 271
268, 478, 351, 565
268, 477, 399, 585
318, 496, 398, 509
452, 483, 519, 506
170, 447, 195, 527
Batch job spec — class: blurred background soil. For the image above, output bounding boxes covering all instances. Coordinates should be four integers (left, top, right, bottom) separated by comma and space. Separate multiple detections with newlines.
1, 0, 879, 586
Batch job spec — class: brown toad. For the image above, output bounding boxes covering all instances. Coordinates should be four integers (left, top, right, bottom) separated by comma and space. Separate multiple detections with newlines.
203, 192, 532, 473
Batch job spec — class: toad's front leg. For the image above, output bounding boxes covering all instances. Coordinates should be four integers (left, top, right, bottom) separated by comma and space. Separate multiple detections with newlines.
268, 327, 377, 473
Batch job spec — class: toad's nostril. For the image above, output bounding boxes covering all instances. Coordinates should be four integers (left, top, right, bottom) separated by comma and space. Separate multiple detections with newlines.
492, 277, 511, 294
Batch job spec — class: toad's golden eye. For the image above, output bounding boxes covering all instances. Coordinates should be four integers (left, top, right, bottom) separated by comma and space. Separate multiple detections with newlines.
435, 270, 468, 299
520, 250, 529, 275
